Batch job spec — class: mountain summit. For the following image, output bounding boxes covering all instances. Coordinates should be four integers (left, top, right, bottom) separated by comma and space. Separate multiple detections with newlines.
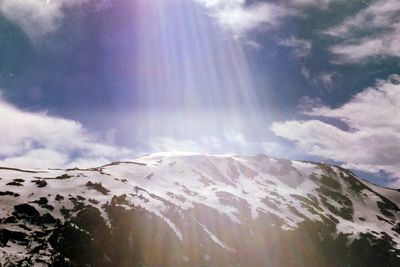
1, 153, 400, 266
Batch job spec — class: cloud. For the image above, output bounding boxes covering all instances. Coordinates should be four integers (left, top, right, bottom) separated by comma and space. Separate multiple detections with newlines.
0, 0, 79, 39
278, 37, 312, 57
148, 132, 241, 154
289, 0, 340, 9
312, 71, 337, 89
0, 96, 135, 169
271, 74, 400, 183
300, 65, 311, 79
0, 0, 111, 39
195, 0, 347, 36
329, 29, 400, 63
147, 129, 290, 158
149, 137, 204, 153
324, 0, 400, 62
296, 96, 324, 112
195, 0, 291, 36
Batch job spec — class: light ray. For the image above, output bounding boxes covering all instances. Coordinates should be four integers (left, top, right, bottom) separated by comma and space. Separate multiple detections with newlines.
130, 0, 266, 152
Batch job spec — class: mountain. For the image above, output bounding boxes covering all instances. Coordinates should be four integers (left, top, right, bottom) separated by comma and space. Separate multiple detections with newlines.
1, 152, 400, 267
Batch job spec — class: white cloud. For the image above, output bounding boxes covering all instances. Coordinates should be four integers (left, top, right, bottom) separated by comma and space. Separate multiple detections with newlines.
278, 37, 312, 57
261, 141, 303, 159
195, 0, 291, 36
0, 96, 135, 169
300, 65, 311, 79
148, 133, 236, 154
0, 0, 79, 39
329, 29, 400, 63
147, 129, 288, 158
0, 0, 111, 39
324, 0, 400, 37
1, 149, 69, 169
289, 0, 339, 9
324, 0, 400, 62
312, 71, 337, 89
271, 74, 400, 182
149, 137, 203, 153
194, 0, 343, 37
297, 96, 324, 112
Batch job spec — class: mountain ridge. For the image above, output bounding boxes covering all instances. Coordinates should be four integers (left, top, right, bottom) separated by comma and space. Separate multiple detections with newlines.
1, 153, 400, 266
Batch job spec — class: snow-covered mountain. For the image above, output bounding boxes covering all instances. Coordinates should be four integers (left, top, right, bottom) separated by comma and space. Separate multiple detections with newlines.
1, 152, 400, 266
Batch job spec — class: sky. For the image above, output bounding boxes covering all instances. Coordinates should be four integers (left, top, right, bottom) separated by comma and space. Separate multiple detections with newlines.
0, 0, 399, 186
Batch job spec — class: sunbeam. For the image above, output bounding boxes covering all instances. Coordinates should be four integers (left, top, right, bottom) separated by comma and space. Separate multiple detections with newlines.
129, 0, 265, 151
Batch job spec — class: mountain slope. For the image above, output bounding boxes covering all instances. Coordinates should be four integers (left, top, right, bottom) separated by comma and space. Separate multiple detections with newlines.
1, 152, 400, 266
